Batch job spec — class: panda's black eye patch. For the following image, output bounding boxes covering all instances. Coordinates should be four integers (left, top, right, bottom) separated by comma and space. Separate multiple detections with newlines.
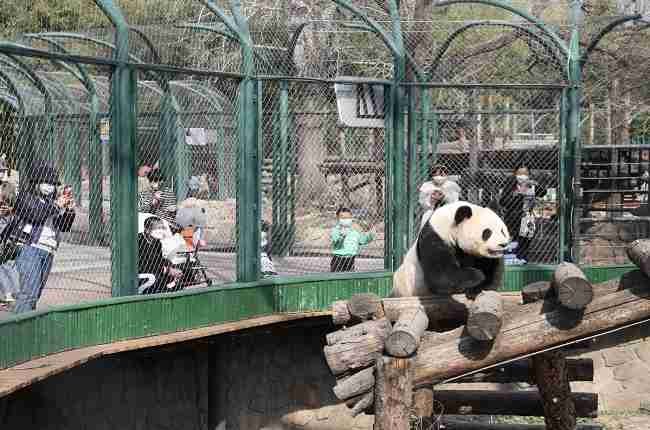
482, 228, 492, 241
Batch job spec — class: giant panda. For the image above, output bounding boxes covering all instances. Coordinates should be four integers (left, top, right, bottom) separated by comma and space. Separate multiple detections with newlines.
392, 201, 510, 297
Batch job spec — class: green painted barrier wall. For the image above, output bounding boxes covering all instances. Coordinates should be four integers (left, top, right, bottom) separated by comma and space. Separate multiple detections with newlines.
0, 265, 636, 370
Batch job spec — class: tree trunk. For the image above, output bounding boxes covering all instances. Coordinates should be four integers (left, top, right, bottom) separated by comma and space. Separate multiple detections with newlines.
466, 290, 504, 341
324, 333, 384, 376
432, 390, 596, 417
381, 294, 470, 327
385, 307, 429, 357
333, 366, 375, 401
552, 262, 594, 310
326, 318, 392, 346
413, 387, 434, 418
332, 300, 352, 325
374, 356, 413, 430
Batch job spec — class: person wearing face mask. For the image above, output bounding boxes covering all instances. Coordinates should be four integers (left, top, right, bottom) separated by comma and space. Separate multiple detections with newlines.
418, 164, 461, 228
2, 160, 76, 312
499, 164, 547, 264
138, 168, 178, 226
330, 207, 374, 272
260, 220, 277, 277
137, 216, 182, 294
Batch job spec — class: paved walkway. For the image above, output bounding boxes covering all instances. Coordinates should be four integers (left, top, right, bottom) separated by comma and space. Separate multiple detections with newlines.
35, 243, 384, 309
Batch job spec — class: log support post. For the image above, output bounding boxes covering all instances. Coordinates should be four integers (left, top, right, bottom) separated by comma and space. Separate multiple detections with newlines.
374, 356, 413, 430
523, 283, 578, 430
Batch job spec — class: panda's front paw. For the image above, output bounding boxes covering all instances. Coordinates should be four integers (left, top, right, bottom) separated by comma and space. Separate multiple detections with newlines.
459, 268, 486, 291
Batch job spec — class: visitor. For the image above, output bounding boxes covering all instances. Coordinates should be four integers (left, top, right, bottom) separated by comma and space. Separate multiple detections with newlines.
261, 220, 277, 277
418, 164, 461, 228
499, 164, 546, 264
2, 160, 76, 313
137, 216, 182, 294
330, 207, 374, 272
138, 168, 178, 227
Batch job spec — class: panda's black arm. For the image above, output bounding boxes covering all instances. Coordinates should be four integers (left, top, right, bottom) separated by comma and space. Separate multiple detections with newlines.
483, 258, 504, 291
417, 224, 486, 294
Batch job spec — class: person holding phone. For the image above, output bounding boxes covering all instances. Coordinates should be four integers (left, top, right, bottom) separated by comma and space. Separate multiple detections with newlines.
138, 168, 178, 226
2, 159, 76, 312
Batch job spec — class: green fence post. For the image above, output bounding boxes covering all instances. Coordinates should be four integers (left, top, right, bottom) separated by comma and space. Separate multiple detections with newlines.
88, 94, 104, 245
407, 86, 417, 243
95, 0, 138, 296
272, 80, 291, 256
383, 84, 394, 270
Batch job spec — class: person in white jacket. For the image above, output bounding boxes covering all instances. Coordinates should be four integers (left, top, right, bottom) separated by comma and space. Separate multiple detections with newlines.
418, 164, 461, 228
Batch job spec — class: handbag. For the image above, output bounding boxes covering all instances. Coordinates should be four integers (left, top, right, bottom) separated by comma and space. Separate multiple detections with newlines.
519, 211, 536, 239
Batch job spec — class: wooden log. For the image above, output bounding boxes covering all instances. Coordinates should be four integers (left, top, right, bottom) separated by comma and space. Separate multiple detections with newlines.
348, 293, 385, 321
432, 390, 597, 417
467, 290, 504, 341
552, 262, 594, 310
439, 420, 603, 430
347, 391, 374, 417
382, 294, 470, 328
324, 333, 384, 376
533, 351, 577, 430
374, 356, 413, 430
385, 307, 429, 357
326, 318, 392, 346
627, 239, 650, 278
333, 367, 375, 401
521, 281, 553, 304
332, 300, 351, 325
454, 358, 593, 384
410, 271, 650, 385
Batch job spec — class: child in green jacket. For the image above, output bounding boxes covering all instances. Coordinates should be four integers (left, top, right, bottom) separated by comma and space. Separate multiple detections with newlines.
330, 207, 374, 272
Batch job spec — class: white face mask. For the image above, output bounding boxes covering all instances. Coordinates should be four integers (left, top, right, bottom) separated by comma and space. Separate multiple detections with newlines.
516, 175, 529, 183
339, 219, 353, 227
150, 182, 160, 191
150, 229, 165, 240
39, 183, 56, 196
432, 175, 446, 185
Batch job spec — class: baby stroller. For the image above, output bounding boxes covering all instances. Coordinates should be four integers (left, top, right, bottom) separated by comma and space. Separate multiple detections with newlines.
138, 212, 211, 291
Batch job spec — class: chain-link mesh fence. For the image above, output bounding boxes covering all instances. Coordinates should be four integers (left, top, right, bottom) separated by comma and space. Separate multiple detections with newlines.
576, 10, 650, 266
261, 79, 385, 275
409, 85, 563, 265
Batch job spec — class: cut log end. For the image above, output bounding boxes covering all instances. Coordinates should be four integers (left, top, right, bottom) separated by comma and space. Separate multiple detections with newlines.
326, 318, 392, 346
467, 291, 503, 341
553, 263, 594, 310
467, 313, 502, 341
332, 300, 351, 326
627, 240, 650, 278
385, 307, 429, 358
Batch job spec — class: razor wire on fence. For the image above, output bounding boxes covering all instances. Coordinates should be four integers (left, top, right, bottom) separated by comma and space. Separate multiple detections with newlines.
0, 0, 648, 310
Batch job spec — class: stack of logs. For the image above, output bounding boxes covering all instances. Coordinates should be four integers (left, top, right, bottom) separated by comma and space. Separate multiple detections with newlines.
322, 239, 650, 430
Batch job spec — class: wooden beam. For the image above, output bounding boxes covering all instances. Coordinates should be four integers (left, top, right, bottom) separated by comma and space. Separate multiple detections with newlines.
439, 420, 602, 430
385, 307, 429, 357
453, 358, 593, 384
432, 390, 597, 417
411, 270, 650, 385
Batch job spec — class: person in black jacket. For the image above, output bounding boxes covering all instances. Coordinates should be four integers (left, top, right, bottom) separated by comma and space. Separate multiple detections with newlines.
4, 160, 76, 312
137, 216, 181, 294
499, 164, 546, 263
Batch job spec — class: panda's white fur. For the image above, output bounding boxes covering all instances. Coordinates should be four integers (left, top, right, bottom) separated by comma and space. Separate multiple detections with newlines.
392, 201, 510, 297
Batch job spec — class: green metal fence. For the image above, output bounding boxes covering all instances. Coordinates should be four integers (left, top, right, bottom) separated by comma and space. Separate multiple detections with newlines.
0, 0, 647, 313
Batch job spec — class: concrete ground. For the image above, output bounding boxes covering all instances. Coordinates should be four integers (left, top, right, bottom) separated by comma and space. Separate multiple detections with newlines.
35, 242, 385, 309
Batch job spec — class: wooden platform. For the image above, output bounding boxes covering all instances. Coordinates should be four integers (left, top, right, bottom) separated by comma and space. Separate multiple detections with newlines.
0, 311, 327, 399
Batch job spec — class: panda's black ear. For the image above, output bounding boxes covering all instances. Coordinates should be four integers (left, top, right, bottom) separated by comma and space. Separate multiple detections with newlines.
454, 205, 473, 225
